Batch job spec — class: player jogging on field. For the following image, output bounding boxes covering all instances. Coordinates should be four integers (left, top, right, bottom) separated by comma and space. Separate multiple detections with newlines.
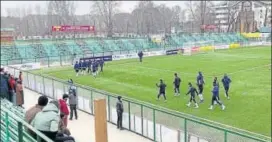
221, 74, 231, 100
213, 77, 219, 105
196, 71, 204, 103
82, 60, 87, 75
173, 73, 181, 96
185, 82, 199, 108
156, 79, 167, 102
79, 60, 83, 75
74, 61, 80, 77
208, 85, 225, 110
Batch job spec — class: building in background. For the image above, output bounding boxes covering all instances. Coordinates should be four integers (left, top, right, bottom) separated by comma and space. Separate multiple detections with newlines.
212, 1, 271, 33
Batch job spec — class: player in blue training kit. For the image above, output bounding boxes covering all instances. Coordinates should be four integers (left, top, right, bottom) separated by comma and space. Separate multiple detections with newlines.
74, 61, 80, 77
88, 60, 93, 74
82, 60, 87, 75
173, 73, 181, 96
213, 77, 220, 105
196, 72, 205, 103
138, 51, 143, 62
221, 74, 232, 100
156, 79, 167, 102
99, 59, 105, 72
79, 60, 83, 75
209, 85, 225, 110
92, 60, 97, 77
95, 60, 99, 75
186, 82, 199, 108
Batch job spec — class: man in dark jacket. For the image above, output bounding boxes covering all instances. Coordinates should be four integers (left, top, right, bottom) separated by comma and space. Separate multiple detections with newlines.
0, 68, 9, 99
221, 74, 232, 100
138, 51, 143, 62
116, 96, 124, 130
208, 85, 225, 110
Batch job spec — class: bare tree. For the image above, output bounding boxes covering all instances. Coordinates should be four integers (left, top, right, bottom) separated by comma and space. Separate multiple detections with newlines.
226, 2, 240, 32
185, 1, 215, 33
91, 1, 120, 37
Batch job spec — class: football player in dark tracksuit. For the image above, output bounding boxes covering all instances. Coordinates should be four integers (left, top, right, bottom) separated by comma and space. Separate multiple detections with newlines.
173, 73, 181, 96
87, 60, 92, 74
116, 96, 124, 130
186, 82, 199, 108
82, 60, 87, 75
74, 61, 80, 77
213, 77, 220, 104
156, 79, 167, 102
92, 61, 97, 77
196, 71, 205, 103
99, 59, 105, 72
138, 51, 143, 62
208, 85, 226, 110
221, 74, 231, 100
79, 60, 83, 75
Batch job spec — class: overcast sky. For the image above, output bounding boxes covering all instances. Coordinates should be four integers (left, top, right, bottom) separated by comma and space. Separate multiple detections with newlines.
1, 1, 186, 16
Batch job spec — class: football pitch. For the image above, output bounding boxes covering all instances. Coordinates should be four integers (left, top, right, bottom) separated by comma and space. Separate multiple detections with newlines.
34, 46, 271, 137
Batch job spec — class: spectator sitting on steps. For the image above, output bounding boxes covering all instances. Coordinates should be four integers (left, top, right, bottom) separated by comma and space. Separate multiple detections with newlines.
25, 96, 49, 137
31, 100, 60, 141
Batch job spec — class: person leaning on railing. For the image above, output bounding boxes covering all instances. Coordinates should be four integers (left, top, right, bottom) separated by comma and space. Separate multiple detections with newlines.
16, 80, 24, 107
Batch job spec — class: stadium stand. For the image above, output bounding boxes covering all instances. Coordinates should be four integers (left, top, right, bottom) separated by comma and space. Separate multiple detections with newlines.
1, 33, 254, 65
0, 99, 54, 142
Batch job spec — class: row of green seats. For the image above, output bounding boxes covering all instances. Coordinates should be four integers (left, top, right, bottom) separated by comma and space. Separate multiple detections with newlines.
1, 99, 54, 142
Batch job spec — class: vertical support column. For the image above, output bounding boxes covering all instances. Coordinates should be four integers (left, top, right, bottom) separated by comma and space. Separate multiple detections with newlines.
128, 101, 131, 130
107, 95, 111, 121
153, 109, 156, 141
90, 90, 94, 115
94, 99, 108, 142
18, 122, 23, 142
5, 112, 10, 142
27, 72, 30, 88
141, 104, 144, 135
184, 119, 187, 142
52, 79, 55, 99
34, 75, 37, 91
42, 76, 45, 95
224, 131, 228, 142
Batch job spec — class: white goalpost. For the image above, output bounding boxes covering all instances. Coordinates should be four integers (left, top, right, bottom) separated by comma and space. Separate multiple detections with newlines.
182, 40, 215, 56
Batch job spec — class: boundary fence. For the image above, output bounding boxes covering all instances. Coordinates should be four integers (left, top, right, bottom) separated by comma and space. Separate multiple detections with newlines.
4, 65, 271, 142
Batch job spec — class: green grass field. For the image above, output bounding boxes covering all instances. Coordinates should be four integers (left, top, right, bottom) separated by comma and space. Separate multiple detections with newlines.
34, 46, 271, 137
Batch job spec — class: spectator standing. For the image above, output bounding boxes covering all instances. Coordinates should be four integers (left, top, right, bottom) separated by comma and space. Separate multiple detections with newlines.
59, 94, 69, 127
69, 89, 78, 120
16, 80, 24, 107
25, 96, 49, 136
0, 68, 9, 99
31, 100, 60, 141
116, 96, 124, 130
8, 75, 16, 104
19, 71, 23, 83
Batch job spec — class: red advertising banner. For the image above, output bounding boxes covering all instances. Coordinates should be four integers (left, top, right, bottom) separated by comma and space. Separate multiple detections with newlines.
52, 25, 95, 32
191, 47, 200, 53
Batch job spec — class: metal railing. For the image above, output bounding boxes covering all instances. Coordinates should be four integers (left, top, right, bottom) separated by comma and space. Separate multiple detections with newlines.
0, 104, 54, 142
4, 65, 271, 142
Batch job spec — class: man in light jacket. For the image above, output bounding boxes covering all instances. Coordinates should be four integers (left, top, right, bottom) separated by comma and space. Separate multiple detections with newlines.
31, 100, 60, 141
